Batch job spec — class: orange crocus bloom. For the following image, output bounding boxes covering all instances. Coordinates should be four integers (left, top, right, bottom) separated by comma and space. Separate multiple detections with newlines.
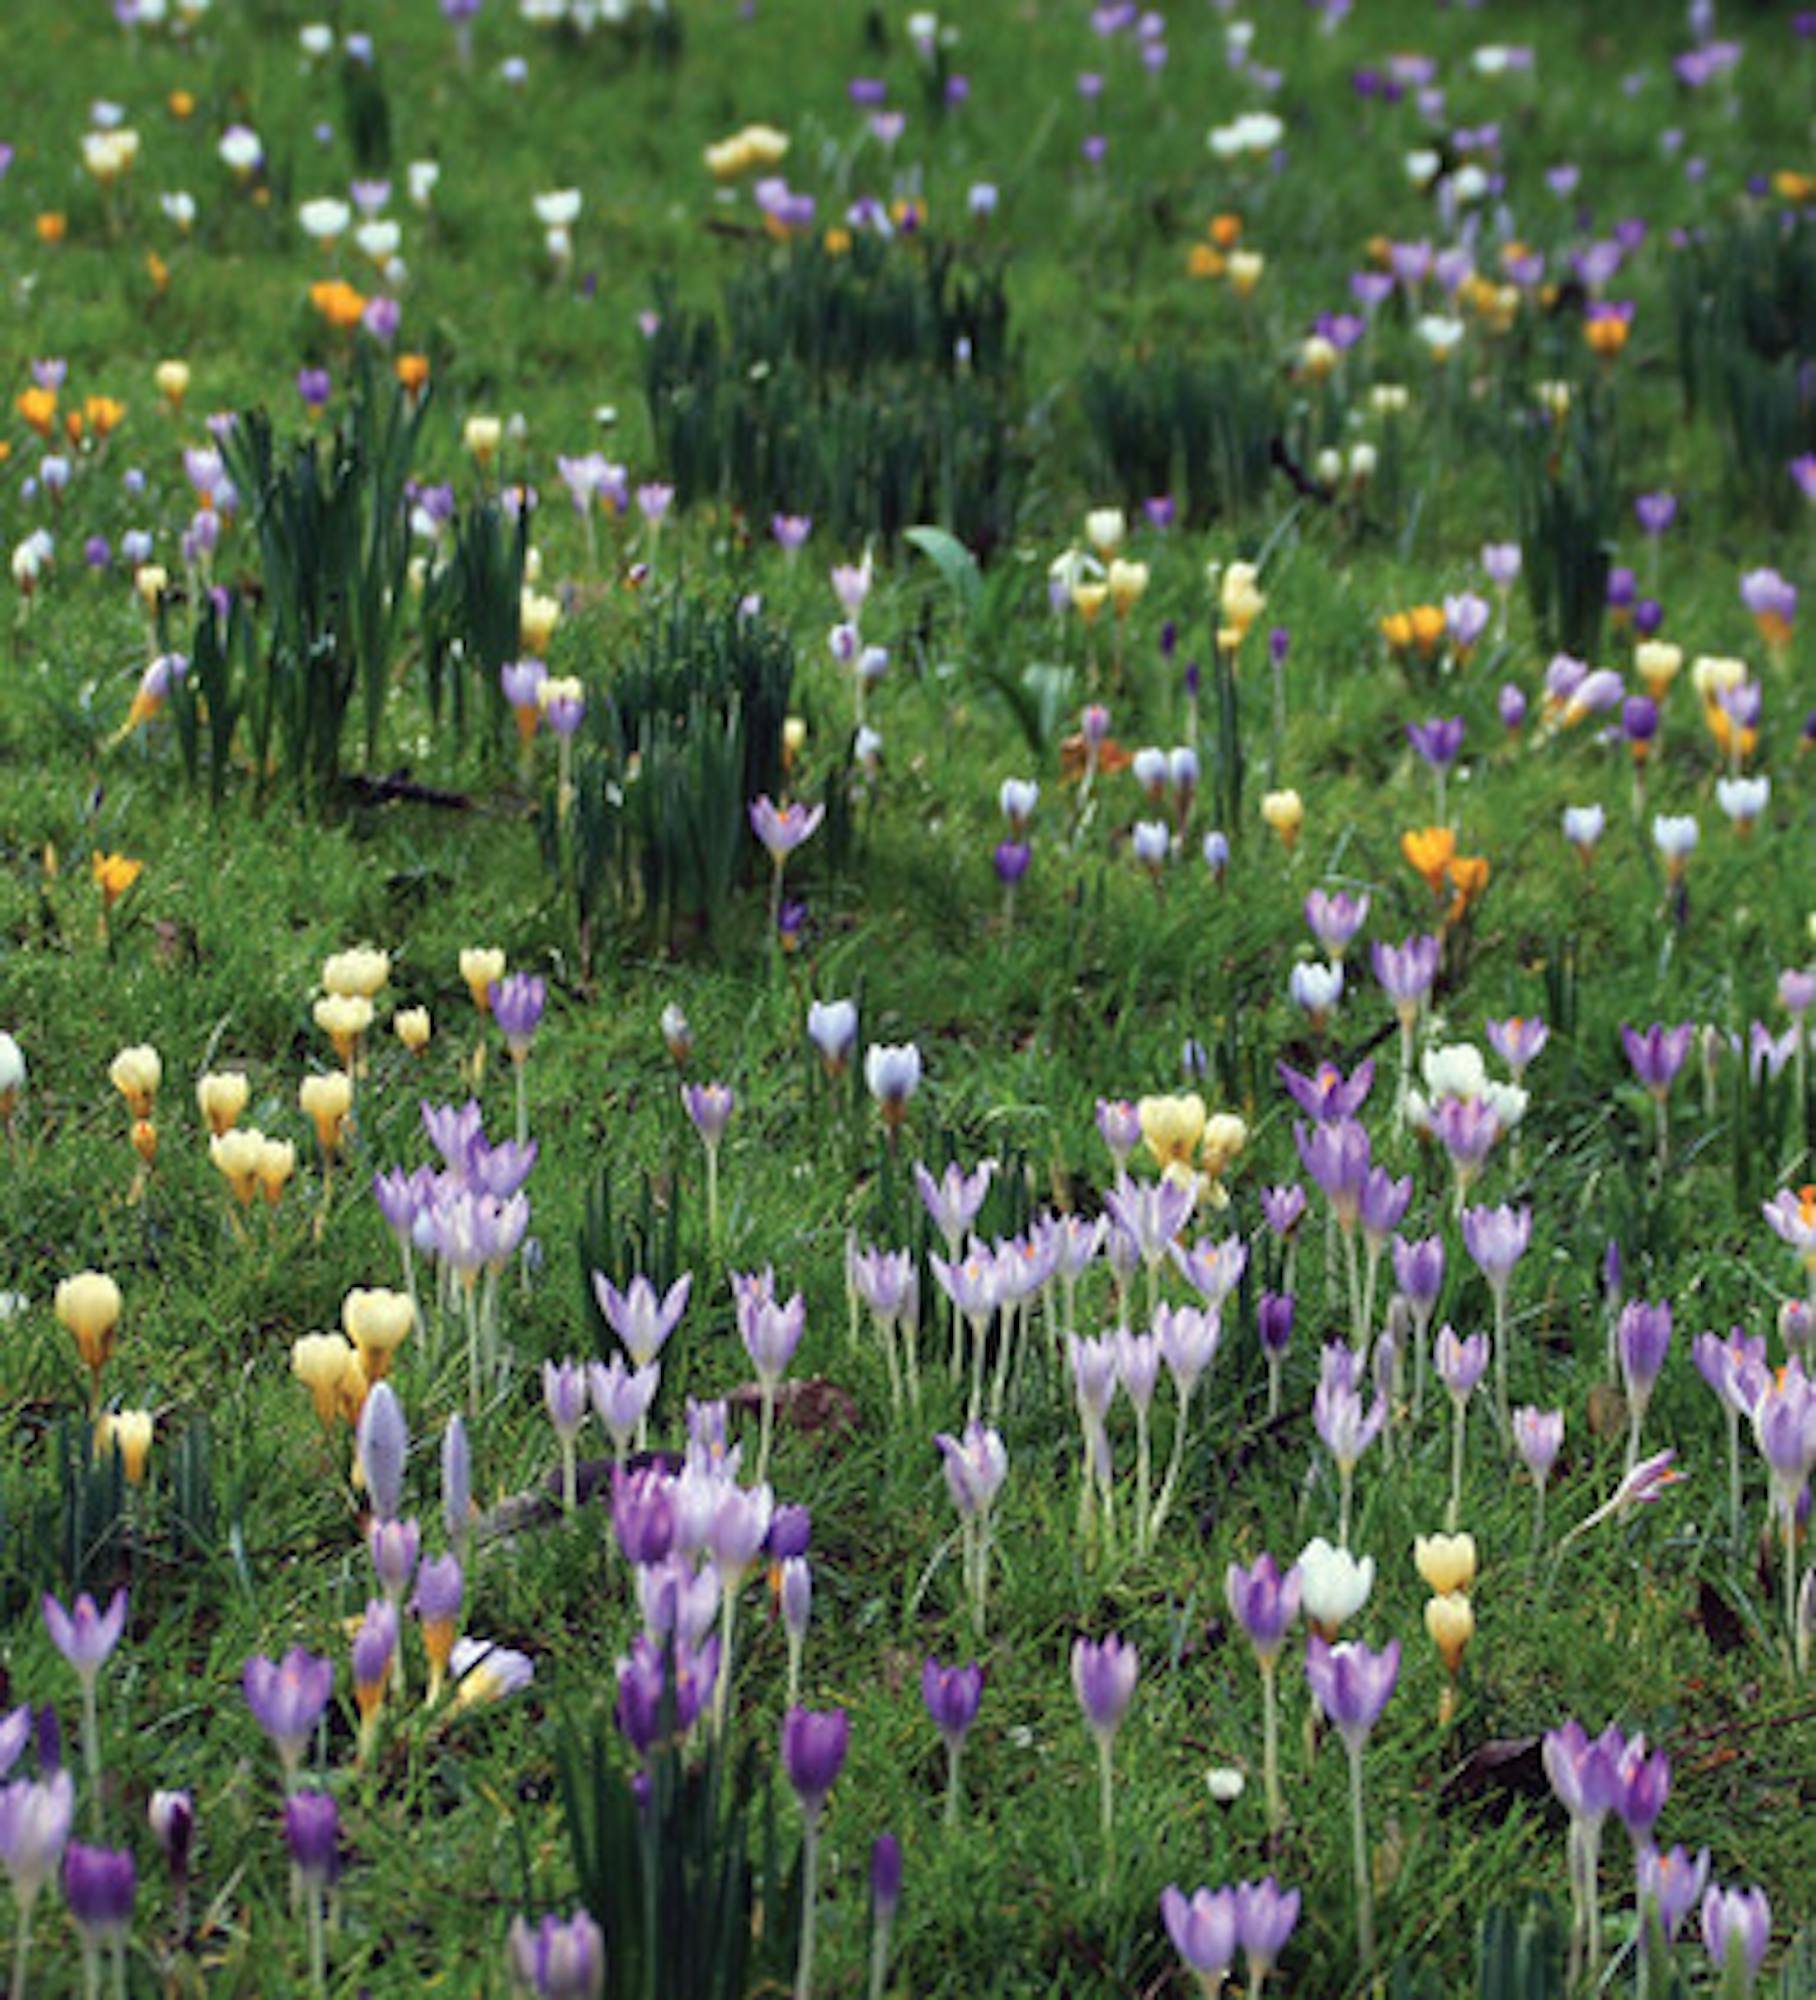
1408, 605, 1447, 656
36, 213, 67, 244
86, 396, 126, 439
309, 278, 368, 331
1446, 855, 1490, 922
17, 388, 57, 438
1209, 212, 1242, 248
168, 89, 196, 118
1187, 243, 1225, 279
395, 353, 431, 394
93, 853, 144, 907
1402, 827, 1456, 895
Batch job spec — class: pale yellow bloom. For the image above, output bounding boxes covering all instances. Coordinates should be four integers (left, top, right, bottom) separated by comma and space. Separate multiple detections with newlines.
1414, 1532, 1477, 1596
1424, 1590, 1475, 1674
57, 1271, 124, 1378
97, 1408, 154, 1483
196, 1070, 250, 1138
110, 1045, 162, 1120
342, 1287, 415, 1383
459, 949, 507, 1013
299, 1071, 353, 1155
394, 1006, 432, 1053
1139, 1093, 1207, 1172
322, 946, 391, 999
210, 1126, 267, 1205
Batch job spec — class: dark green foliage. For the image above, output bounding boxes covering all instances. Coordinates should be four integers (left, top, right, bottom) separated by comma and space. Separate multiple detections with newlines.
1669, 214, 1816, 520
644, 239, 1027, 554
1081, 354, 1278, 526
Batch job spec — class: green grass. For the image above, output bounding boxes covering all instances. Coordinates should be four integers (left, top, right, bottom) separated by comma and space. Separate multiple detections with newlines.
1, 0, 1814, 1994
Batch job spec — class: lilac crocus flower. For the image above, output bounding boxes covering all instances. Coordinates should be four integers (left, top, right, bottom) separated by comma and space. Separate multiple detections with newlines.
1277, 1059, 1374, 1123
1621, 1023, 1695, 1097
1614, 1736, 1670, 1850
781, 1706, 849, 1822
935, 1423, 1007, 1518
1161, 1885, 1238, 1988
1407, 717, 1464, 768
64, 1841, 135, 1951
921, 1657, 984, 1752
1260, 1184, 1307, 1240
358, 1381, 408, 1523
1294, 1119, 1371, 1229
1617, 1302, 1672, 1413
592, 1272, 691, 1368
283, 1790, 339, 1887
0, 1768, 75, 1926
1638, 1844, 1709, 1942
1462, 1203, 1531, 1290
1371, 935, 1439, 1022
749, 796, 824, 862
1485, 1016, 1549, 1079
507, 1912, 606, 1999
1434, 1325, 1490, 1402
490, 973, 546, 1057
1235, 1877, 1301, 1981
916, 1159, 995, 1251
1635, 492, 1677, 537
41, 1591, 127, 1689
1701, 1885, 1771, 1989
1304, 889, 1370, 959
243, 1650, 334, 1777
1304, 1635, 1398, 1751
1071, 1635, 1138, 1744
1225, 1554, 1301, 1662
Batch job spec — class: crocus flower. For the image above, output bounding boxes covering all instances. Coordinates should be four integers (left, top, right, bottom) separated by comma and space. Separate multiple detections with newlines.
283, 1789, 339, 1887
0, 1768, 76, 1946
1161, 1885, 1238, 1992
1305, 1637, 1399, 1957
64, 1841, 135, 1956
865, 1044, 922, 1132
1701, 1884, 1771, 1991
506, 1911, 606, 1999
806, 999, 858, 1075
243, 1648, 334, 1779
781, 1706, 848, 1825
592, 1271, 691, 1368
1545, 1720, 1625, 1970
1637, 1842, 1708, 1944
923, 1657, 984, 1822
41, 1590, 127, 1691
1235, 1876, 1301, 1985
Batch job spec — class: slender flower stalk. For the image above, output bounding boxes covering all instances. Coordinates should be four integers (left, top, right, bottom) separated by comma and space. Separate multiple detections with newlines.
1304, 1638, 1399, 1963
1225, 1555, 1300, 1832
782, 1708, 849, 2000
1072, 1636, 1138, 1888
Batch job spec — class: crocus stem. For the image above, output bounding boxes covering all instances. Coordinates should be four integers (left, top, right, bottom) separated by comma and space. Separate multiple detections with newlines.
514, 1059, 528, 1151
1346, 1741, 1375, 1963
465, 1288, 482, 1418
561, 1438, 577, 1514
1133, 1407, 1152, 1557
1266, 1353, 1281, 1420
794, 1820, 820, 2000
705, 1145, 720, 1260
80, 1680, 103, 1833
1583, 1821, 1603, 1973
1096, 1735, 1116, 1890
1785, 1501, 1800, 1668
757, 1385, 776, 1487
11, 1901, 33, 2000
306, 1883, 328, 1998
944, 1739, 964, 1827
1342, 1226, 1362, 1352
1338, 1465, 1354, 1551
1492, 1287, 1510, 1440
867, 1910, 893, 2000
714, 1588, 740, 1738
1530, 1482, 1547, 1566
1726, 1406, 1742, 1553
80, 1943, 100, 2000
1151, 1385, 1191, 1540
1261, 1658, 1282, 1833
1360, 1241, 1381, 1356
109, 1943, 125, 2000
1448, 1400, 1465, 1532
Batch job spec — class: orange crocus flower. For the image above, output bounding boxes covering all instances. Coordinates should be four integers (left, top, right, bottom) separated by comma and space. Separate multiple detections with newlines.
1402, 827, 1456, 895
17, 388, 57, 438
1446, 855, 1490, 922
93, 853, 144, 907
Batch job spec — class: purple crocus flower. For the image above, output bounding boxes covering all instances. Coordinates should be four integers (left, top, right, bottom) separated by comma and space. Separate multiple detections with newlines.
490, 974, 546, 1055
1621, 1023, 1695, 1097
1277, 1059, 1374, 1123
1294, 1119, 1371, 1228
1225, 1555, 1301, 1662
916, 1159, 995, 1249
1260, 1185, 1307, 1241
1371, 935, 1440, 1020
1407, 717, 1464, 768
1513, 1406, 1564, 1485
1392, 1234, 1445, 1315
283, 1790, 339, 1886
63, 1842, 135, 1947
592, 1272, 691, 1368
1462, 1203, 1531, 1290
41, 1591, 127, 1688
682, 1082, 734, 1147
1613, 1736, 1670, 1849
781, 1706, 849, 1821
1071, 1635, 1138, 1743
1617, 1301, 1672, 1408
1303, 1635, 1398, 1750
1434, 1324, 1490, 1402
296, 368, 332, 413
1257, 1290, 1295, 1359
1485, 1016, 1549, 1079
1638, 1844, 1709, 1942
1357, 1168, 1412, 1245
921, 1658, 984, 1750
1635, 492, 1677, 537
507, 1912, 606, 1999
1161, 1885, 1238, 1987
1235, 1877, 1301, 1980
1304, 890, 1370, 959
1701, 1885, 1772, 1988
243, 1650, 334, 1776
